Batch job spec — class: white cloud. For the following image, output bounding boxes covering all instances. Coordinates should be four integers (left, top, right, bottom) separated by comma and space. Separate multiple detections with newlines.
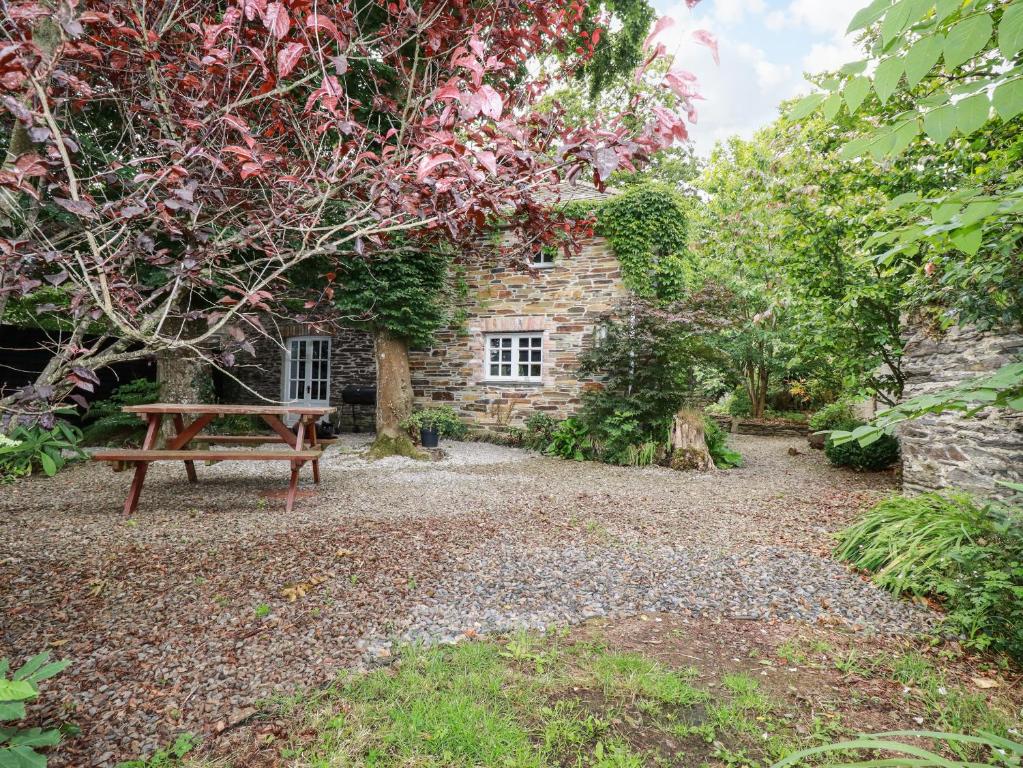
802, 38, 862, 73
706, 0, 766, 26
646, 0, 868, 156
785, 0, 863, 37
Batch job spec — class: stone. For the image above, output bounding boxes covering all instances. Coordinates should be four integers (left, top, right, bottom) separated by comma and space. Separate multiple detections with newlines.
899, 323, 1023, 501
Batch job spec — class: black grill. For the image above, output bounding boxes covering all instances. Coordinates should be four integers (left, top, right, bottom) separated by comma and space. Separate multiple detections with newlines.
340, 385, 376, 432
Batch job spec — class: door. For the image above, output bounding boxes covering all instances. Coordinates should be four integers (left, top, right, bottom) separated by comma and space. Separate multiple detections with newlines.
283, 336, 331, 423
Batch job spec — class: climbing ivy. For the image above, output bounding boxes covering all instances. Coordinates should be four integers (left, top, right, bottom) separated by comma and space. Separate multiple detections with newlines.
583, 182, 693, 303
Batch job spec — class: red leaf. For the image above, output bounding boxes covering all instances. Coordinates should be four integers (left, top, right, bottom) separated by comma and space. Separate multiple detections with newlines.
474, 150, 497, 175
306, 14, 342, 42
14, 153, 46, 176
644, 16, 674, 49
476, 85, 503, 119
240, 162, 264, 179
223, 145, 256, 162
277, 42, 305, 77
264, 2, 290, 39
435, 82, 462, 102
692, 29, 719, 65
53, 197, 98, 220
417, 153, 456, 182
240, 0, 267, 21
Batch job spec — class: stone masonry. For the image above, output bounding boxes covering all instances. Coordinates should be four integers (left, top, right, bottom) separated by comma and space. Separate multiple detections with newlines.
899, 323, 1023, 501
224, 323, 376, 430
226, 183, 627, 432
408, 236, 628, 428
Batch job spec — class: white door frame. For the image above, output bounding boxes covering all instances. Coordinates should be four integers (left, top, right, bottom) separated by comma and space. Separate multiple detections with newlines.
282, 336, 331, 423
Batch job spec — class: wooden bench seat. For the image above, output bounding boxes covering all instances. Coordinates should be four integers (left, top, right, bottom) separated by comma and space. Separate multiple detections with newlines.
191, 434, 338, 446
92, 449, 322, 462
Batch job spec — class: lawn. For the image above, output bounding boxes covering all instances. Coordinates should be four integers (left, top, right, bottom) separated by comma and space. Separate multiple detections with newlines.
149, 616, 1020, 768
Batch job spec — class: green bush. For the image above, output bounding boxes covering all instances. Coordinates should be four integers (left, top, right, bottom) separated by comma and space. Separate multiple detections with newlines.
808, 400, 857, 432
1, 651, 71, 766
0, 422, 84, 483
824, 422, 899, 471
836, 492, 1023, 659
522, 413, 557, 451
401, 407, 467, 440
703, 417, 742, 469
727, 386, 752, 417
81, 379, 160, 445
545, 418, 593, 461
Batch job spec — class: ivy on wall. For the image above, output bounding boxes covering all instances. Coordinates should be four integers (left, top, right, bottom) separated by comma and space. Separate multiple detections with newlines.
564, 181, 693, 303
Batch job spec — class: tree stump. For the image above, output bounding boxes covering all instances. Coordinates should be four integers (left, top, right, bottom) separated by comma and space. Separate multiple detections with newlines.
669, 408, 715, 471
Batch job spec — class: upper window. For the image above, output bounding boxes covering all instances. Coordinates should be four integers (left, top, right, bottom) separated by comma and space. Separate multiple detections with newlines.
530, 246, 556, 269
486, 334, 543, 381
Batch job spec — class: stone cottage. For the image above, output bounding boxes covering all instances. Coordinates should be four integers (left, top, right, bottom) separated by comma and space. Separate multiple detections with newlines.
226, 183, 627, 431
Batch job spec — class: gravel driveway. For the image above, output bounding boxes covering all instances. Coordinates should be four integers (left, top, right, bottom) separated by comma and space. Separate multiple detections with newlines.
0, 434, 931, 766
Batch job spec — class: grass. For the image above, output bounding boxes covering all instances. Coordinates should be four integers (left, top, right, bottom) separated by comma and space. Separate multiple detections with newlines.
131, 631, 1019, 768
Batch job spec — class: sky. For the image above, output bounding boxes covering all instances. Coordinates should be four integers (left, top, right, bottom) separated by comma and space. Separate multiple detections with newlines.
650, 0, 870, 156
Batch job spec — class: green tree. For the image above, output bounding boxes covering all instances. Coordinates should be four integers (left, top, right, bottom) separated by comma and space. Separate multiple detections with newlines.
329, 246, 452, 446
787, 0, 1023, 439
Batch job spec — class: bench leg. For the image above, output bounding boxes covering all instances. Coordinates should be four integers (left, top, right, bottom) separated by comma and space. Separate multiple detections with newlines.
309, 422, 320, 484
124, 414, 162, 515
285, 463, 299, 514
124, 461, 150, 515
173, 414, 198, 483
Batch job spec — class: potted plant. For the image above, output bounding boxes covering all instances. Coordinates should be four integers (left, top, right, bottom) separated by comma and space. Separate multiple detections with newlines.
401, 407, 467, 448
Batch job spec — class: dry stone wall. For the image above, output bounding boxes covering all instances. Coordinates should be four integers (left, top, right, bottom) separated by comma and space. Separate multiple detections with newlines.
408, 237, 628, 428
899, 324, 1023, 501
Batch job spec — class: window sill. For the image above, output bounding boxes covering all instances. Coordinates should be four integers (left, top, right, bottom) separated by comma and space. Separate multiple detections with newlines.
481, 380, 545, 388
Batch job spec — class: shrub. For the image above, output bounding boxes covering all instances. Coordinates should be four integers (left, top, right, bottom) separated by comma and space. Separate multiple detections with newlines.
0, 422, 84, 483
401, 407, 467, 440
522, 413, 557, 451
836, 492, 1023, 659
727, 386, 752, 417
808, 400, 857, 432
81, 379, 160, 445
545, 418, 593, 461
703, 417, 742, 469
1, 651, 72, 766
824, 422, 899, 471
591, 408, 650, 465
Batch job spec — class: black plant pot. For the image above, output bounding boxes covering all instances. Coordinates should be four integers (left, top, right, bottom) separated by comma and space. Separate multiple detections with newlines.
420, 427, 439, 448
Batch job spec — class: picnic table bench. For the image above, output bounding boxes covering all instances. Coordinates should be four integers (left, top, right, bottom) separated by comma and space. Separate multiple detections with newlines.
91, 404, 332, 515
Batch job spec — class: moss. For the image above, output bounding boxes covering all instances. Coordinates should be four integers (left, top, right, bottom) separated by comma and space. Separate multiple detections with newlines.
366, 434, 429, 460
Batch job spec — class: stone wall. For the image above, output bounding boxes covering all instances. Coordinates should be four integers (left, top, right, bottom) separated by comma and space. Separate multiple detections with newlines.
408, 237, 629, 428
899, 324, 1023, 501
224, 322, 375, 430
708, 415, 810, 438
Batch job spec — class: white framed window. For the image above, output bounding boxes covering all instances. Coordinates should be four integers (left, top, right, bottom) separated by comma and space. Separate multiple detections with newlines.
282, 336, 331, 405
485, 333, 543, 381
530, 245, 556, 269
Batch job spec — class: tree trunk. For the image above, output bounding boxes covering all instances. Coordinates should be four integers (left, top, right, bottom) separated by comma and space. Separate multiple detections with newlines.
156, 347, 210, 443
668, 408, 715, 471
1, 12, 61, 320
754, 366, 768, 419
374, 328, 414, 440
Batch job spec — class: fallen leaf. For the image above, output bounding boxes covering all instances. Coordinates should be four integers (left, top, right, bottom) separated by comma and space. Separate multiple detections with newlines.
971, 677, 999, 689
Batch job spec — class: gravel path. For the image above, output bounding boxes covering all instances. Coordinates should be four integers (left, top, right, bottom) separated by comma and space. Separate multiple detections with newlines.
0, 435, 930, 766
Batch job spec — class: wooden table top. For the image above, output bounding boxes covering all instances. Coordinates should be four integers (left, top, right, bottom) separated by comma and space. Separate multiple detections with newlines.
123, 403, 334, 416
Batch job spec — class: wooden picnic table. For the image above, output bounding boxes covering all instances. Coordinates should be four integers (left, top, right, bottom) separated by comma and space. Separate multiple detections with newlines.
91, 403, 333, 515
